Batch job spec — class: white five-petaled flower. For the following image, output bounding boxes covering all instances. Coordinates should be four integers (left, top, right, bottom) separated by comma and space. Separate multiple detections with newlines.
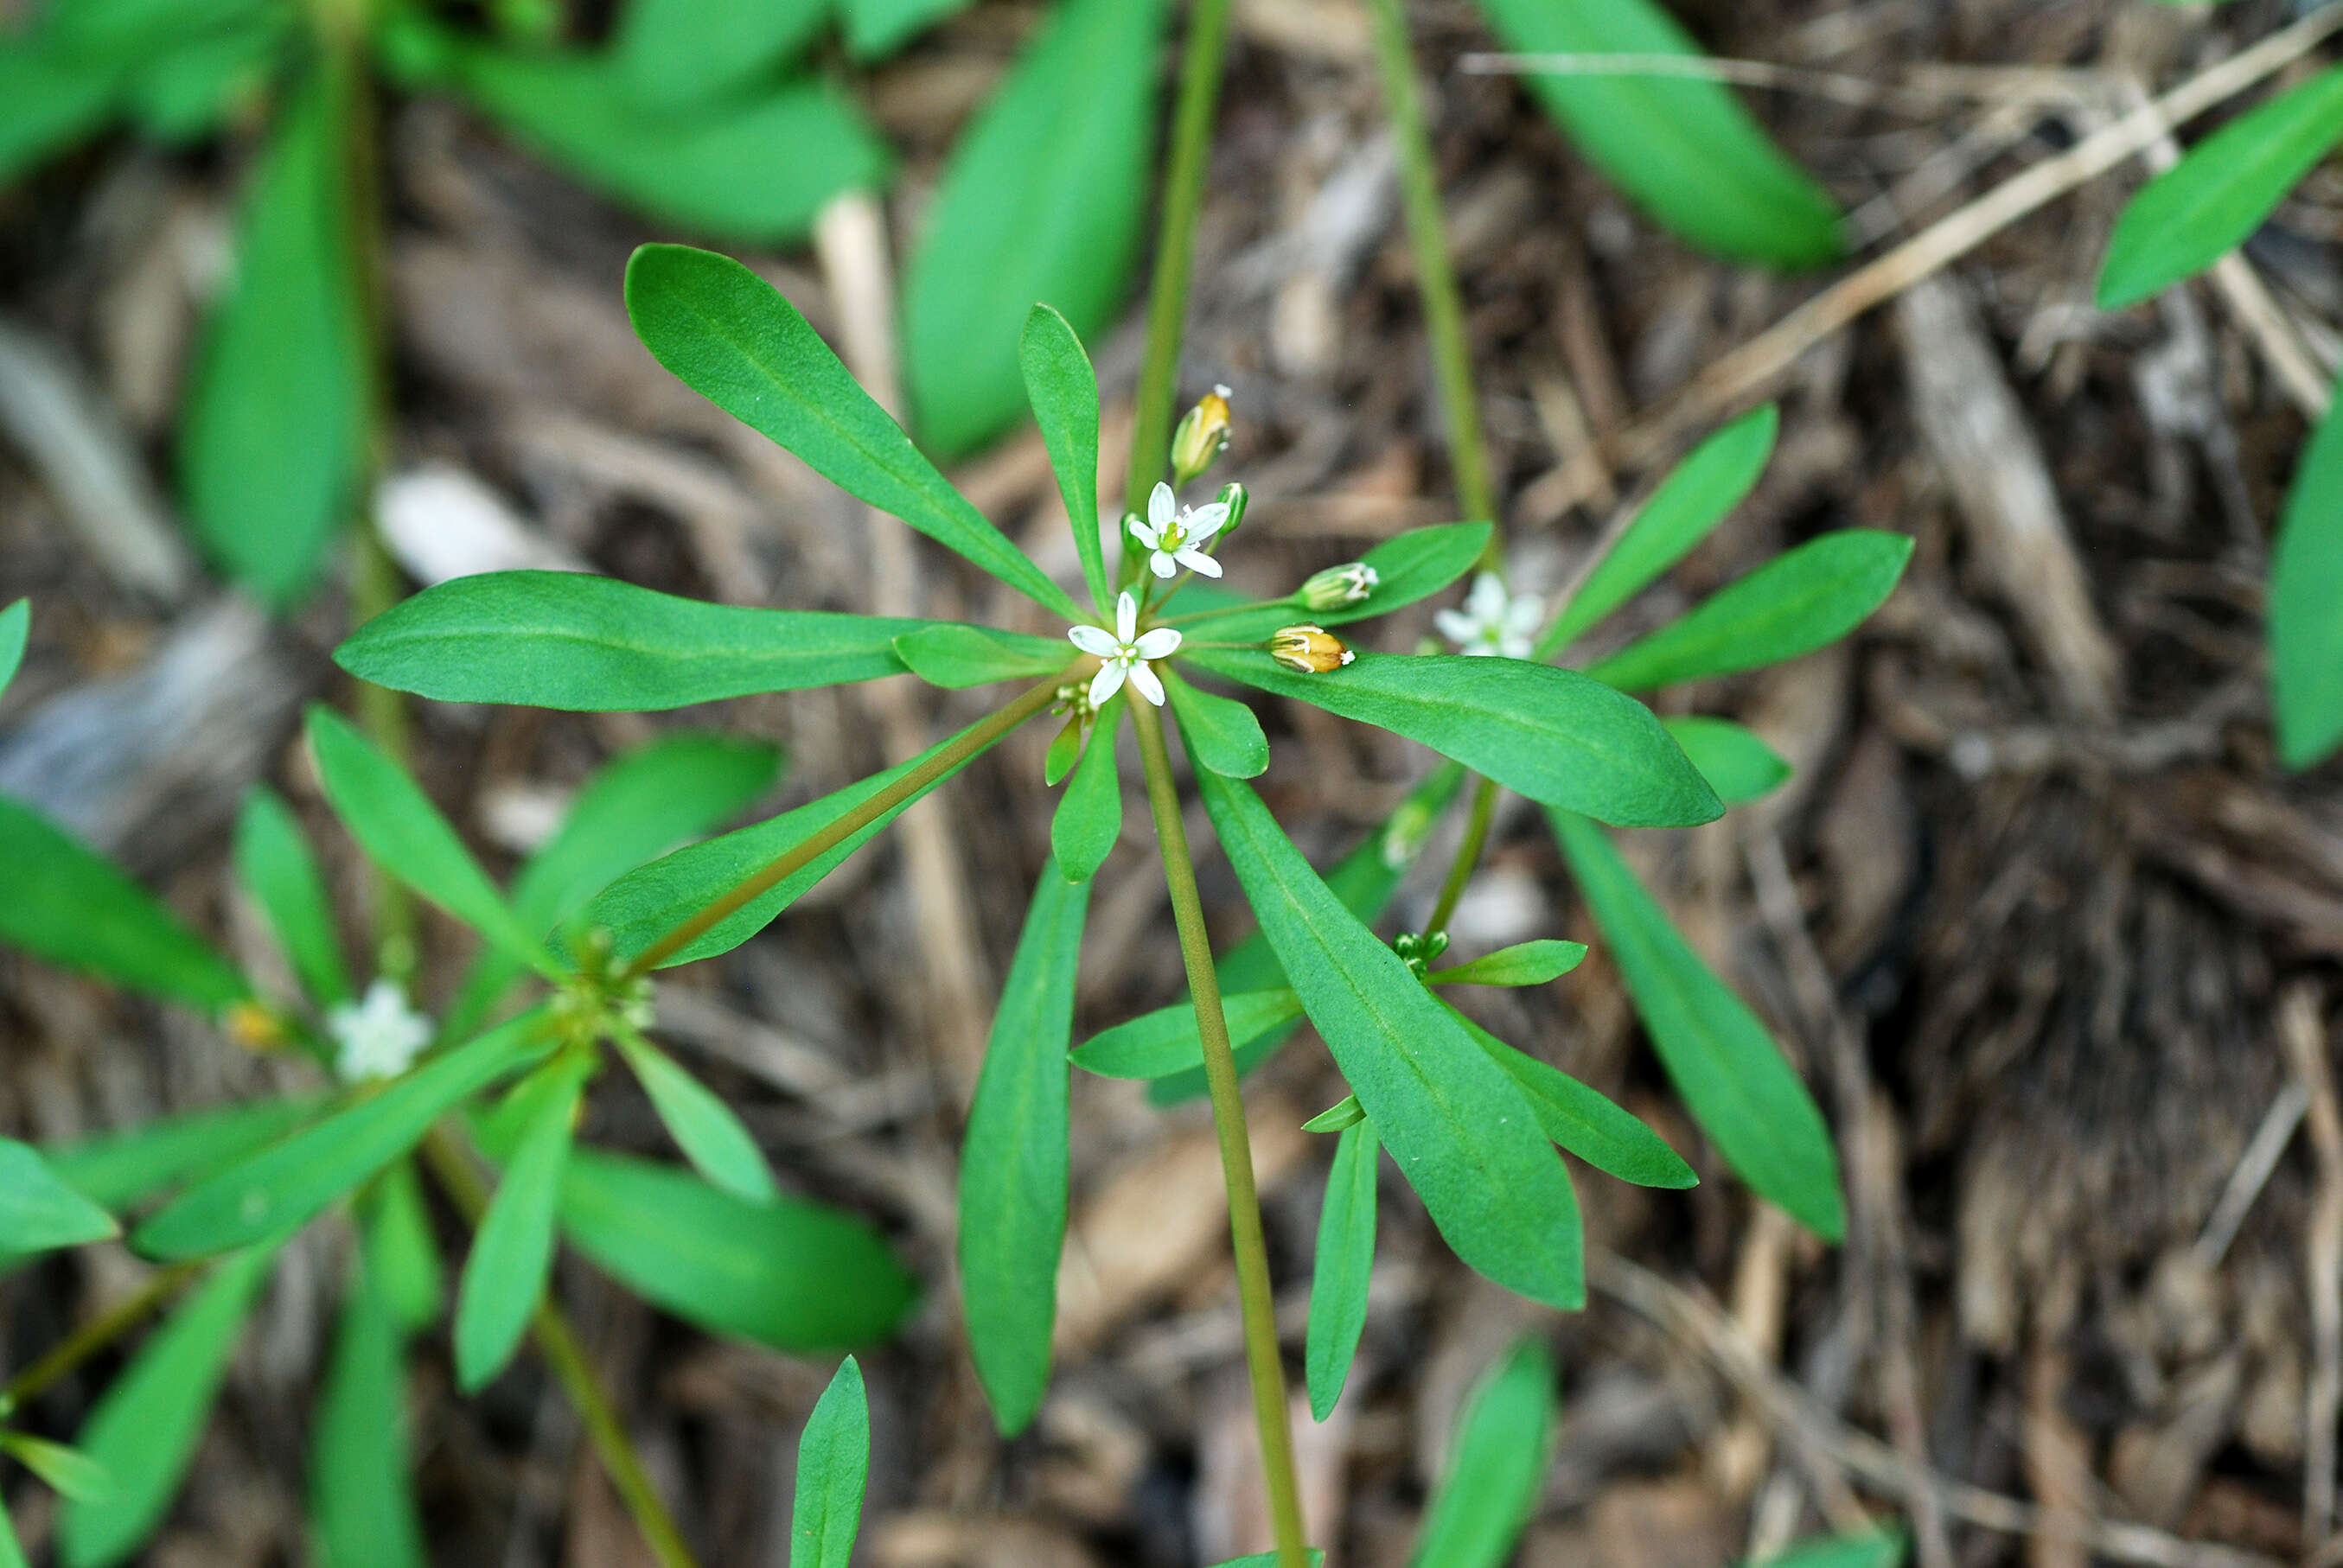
329, 978, 434, 1083
1129, 481, 1230, 580
1435, 571, 1542, 660
1068, 590, 1182, 708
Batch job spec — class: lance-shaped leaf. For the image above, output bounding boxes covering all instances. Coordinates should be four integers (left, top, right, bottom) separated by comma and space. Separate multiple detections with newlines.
1072, 988, 1304, 1080
586, 711, 1020, 967
1427, 940, 1586, 987
790, 1357, 871, 1568
1185, 648, 1720, 828
121, 8, 289, 146
1583, 530, 1912, 693
1053, 697, 1124, 884
1172, 522, 1492, 641
894, 623, 1072, 689
307, 707, 560, 978
1302, 1095, 1365, 1133
1661, 716, 1790, 806
612, 0, 827, 114
0, 798, 248, 1010
1406, 1338, 1557, 1568
359, 1160, 444, 1335
1200, 773, 1583, 1308
442, 44, 884, 242
46, 1100, 316, 1214
2099, 66, 2343, 310
1022, 303, 1113, 612
0, 1500, 19, 1568
1550, 810, 1843, 1239
312, 1265, 425, 1568
0, 1434, 106, 1502
135, 1010, 555, 1259
234, 787, 349, 1007
59, 1243, 279, 1568
613, 1027, 775, 1203
178, 62, 365, 606
1538, 405, 1778, 657
0, 34, 123, 188
1306, 1116, 1379, 1421
1469, 0, 1841, 268
339, 571, 932, 711
960, 864, 1089, 1434
842, 0, 972, 58
625, 244, 1079, 616
1166, 669, 1269, 780
559, 1150, 917, 1348
2273, 386, 2343, 768
1446, 1009, 1697, 1189
901, 0, 1172, 457
0, 1138, 118, 1253
456, 1052, 589, 1390
0, 598, 26, 696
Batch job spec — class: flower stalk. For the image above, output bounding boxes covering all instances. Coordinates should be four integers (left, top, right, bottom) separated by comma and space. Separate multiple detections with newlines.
0, 1261, 206, 1419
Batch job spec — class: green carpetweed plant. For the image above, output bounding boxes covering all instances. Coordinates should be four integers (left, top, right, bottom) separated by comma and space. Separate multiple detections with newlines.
0, 622, 916, 1565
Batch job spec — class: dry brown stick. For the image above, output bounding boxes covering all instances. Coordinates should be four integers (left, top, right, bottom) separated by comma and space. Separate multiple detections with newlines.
2282, 982, 2343, 1545
1609, 2, 2343, 473
1590, 1249, 2286, 1568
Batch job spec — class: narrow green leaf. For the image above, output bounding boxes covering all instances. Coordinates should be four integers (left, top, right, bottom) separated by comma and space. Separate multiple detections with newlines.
894, 623, 1072, 689
1165, 669, 1270, 779
612, 0, 827, 113
2099, 67, 2343, 309
1741, 1531, 1909, 1568
445, 43, 885, 242
59, 1243, 278, 1568
959, 865, 1089, 1435
1406, 1338, 1557, 1568
359, 1160, 444, 1336
1301, 1094, 1364, 1133
1470, 0, 1842, 268
1172, 522, 1492, 641
1022, 303, 1113, 613
1306, 1117, 1379, 1421
180, 61, 365, 605
44, 1099, 316, 1215
1052, 697, 1125, 885
1538, 405, 1778, 657
590, 711, 1019, 967
1661, 716, 1789, 805
901, 0, 1172, 456
1550, 810, 1842, 1238
1186, 647, 1721, 828
0, 797, 248, 1010
456, 1053, 587, 1391
612, 1028, 776, 1203
119, 9, 286, 144
0, 1139, 118, 1253
2274, 385, 2343, 768
789, 1356, 870, 1568
1044, 717, 1085, 787
0, 1433, 109, 1503
1200, 773, 1583, 1308
841, 0, 972, 58
134, 1010, 554, 1259
338, 572, 930, 711
559, 1150, 918, 1349
1446, 1009, 1697, 1189
312, 1265, 425, 1568
0, 599, 27, 698
1584, 530, 1912, 692
234, 787, 350, 1007
1427, 940, 1586, 987
624, 244, 1078, 616
306, 707, 559, 979
0, 34, 123, 188
1072, 988, 1305, 1080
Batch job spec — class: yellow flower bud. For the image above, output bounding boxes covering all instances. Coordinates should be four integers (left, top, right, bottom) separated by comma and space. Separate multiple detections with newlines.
1267, 624, 1354, 674
1170, 386, 1234, 487
224, 1000, 287, 1051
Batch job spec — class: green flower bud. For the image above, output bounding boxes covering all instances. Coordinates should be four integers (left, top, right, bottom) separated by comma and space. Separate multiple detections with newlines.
1213, 481, 1248, 539
1299, 561, 1379, 611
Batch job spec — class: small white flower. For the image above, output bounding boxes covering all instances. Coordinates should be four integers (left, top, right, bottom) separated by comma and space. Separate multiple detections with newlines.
1068, 590, 1182, 708
329, 978, 434, 1083
1434, 571, 1542, 660
1128, 481, 1230, 580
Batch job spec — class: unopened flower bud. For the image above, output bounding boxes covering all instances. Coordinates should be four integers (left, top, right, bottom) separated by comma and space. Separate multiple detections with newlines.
1212, 481, 1248, 539
1299, 561, 1379, 611
224, 1000, 287, 1051
1170, 385, 1233, 486
1267, 624, 1354, 673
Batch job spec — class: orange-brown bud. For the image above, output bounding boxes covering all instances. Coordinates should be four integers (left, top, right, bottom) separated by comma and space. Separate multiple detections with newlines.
1267, 624, 1354, 674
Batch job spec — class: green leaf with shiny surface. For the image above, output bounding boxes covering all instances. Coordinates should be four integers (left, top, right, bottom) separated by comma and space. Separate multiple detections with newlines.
2274, 386, 2343, 768
614, 1029, 776, 1203
455, 1053, 588, 1390
1426, 940, 1587, 987
1052, 697, 1124, 885
0, 1139, 118, 1253
1021, 303, 1113, 612
234, 787, 350, 1007
1405, 1338, 1557, 1568
1072, 988, 1305, 1080
1660, 716, 1790, 805
789, 1356, 871, 1567
312, 1265, 425, 1568
1165, 668, 1270, 779
1306, 1116, 1378, 1420
894, 623, 1072, 689
1447, 1009, 1697, 1189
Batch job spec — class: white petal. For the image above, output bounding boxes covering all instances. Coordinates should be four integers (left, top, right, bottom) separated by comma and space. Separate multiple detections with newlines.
1462, 641, 1497, 657
1499, 634, 1533, 660
1115, 590, 1140, 641
1150, 551, 1178, 579
1069, 624, 1120, 657
1433, 609, 1477, 645
1149, 482, 1176, 531
1129, 519, 1160, 549
1184, 503, 1229, 540
1178, 548, 1222, 577
1127, 660, 1165, 706
1089, 660, 1128, 708
1133, 627, 1183, 660
1505, 596, 1544, 634
1466, 572, 1508, 618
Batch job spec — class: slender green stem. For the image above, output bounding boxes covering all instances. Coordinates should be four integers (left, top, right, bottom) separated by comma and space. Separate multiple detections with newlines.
1424, 774, 1499, 936
0, 1261, 206, 1418
419, 1127, 699, 1568
1121, 0, 1235, 522
1130, 703, 1311, 1568
1365, 0, 1497, 550
624, 675, 1065, 976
